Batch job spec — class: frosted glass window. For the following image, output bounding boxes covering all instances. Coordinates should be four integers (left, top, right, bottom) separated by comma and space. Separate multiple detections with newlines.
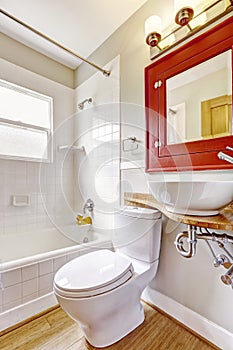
0, 124, 48, 160
0, 79, 53, 161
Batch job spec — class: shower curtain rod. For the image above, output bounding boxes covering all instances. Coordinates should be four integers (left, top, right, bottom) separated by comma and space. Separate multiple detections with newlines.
0, 8, 111, 77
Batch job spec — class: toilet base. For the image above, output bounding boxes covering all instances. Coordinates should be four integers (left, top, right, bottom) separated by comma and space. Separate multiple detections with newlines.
57, 291, 145, 348
82, 300, 145, 348
54, 258, 158, 348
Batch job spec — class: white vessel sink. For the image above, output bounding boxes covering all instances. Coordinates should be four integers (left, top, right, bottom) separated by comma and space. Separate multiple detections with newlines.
148, 181, 233, 216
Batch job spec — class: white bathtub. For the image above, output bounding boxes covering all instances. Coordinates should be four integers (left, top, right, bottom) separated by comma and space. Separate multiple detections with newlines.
0, 224, 107, 268
0, 225, 112, 331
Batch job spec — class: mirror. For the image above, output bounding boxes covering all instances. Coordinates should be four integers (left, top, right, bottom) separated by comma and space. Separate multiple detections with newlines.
145, 17, 233, 172
166, 50, 232, 145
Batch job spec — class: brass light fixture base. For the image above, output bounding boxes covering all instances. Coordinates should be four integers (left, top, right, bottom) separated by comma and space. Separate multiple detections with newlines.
146, 32, 162, 47
175, 7, 194, 26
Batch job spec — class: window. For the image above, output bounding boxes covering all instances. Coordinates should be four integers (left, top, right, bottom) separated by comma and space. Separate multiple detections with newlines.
0, 79, 53, 162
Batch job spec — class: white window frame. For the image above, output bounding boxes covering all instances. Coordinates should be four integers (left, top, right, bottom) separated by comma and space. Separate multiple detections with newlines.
0, 79, 53, 162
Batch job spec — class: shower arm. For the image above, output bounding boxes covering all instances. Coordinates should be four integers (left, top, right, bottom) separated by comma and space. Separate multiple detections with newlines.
0, 8, 111, 77
78, 98, 93, 110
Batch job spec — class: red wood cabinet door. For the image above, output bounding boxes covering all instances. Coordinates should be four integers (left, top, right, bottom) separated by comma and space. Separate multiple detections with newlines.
145, 17, 233, 172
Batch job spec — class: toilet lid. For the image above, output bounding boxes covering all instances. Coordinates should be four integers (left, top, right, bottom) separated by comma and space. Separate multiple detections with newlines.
54, 249, 134, 298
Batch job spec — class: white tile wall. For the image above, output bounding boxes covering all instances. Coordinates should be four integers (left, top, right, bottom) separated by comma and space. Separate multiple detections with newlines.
22, 278, 38, 298
2, 268, 21, 287
0, 258, 51, 312
22, 264, 38, 282
53, 255, 66, 273
39, 260, 53, 276
121, 168, 150, 202
3, 284, 22, 305
39, 272, 54, 295
74, 56, 120, 232
0, 152, 74, 237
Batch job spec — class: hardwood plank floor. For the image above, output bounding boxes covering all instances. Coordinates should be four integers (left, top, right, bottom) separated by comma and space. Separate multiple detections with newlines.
0, 303, 218, 350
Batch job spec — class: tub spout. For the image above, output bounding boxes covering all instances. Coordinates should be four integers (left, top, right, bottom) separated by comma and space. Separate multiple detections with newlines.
83, 198, 94, 214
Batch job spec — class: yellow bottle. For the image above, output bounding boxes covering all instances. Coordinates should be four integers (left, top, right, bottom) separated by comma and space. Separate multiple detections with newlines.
76, 214, 92, 225
83, 216, 92, 224
76, 214, 84, 225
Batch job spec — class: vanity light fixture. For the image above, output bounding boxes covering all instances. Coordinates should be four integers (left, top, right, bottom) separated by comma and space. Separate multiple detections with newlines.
145, 0, 233, 56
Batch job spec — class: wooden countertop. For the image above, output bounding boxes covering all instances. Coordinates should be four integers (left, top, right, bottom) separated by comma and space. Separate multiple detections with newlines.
124, 192, 233, 231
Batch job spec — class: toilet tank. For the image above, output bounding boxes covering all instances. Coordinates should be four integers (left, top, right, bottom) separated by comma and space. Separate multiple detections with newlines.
113, 206, 162, 263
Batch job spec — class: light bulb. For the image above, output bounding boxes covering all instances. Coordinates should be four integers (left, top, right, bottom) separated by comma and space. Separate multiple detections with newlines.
174, 0, 194, 14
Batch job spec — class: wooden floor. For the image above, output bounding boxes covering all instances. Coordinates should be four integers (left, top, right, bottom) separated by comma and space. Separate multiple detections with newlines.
0, 303, 218, 350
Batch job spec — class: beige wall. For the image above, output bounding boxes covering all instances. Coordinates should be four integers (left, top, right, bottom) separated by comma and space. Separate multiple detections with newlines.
75, 0, 173, 102
0, 33, 74, 88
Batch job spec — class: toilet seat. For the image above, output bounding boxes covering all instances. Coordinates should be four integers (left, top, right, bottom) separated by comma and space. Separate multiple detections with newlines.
54, 249, 134, 298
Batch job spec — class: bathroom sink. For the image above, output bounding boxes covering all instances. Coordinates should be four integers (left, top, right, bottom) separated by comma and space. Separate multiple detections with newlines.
148, 181, 233, 216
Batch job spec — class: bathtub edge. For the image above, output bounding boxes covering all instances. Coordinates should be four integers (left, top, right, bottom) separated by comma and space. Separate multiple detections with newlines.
0, 292, 57, 332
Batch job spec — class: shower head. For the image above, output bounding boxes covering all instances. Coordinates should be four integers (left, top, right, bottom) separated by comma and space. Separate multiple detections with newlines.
78, 97, 93, 110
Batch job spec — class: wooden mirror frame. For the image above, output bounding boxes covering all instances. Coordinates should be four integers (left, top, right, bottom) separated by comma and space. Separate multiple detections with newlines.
145, 16, 233, 172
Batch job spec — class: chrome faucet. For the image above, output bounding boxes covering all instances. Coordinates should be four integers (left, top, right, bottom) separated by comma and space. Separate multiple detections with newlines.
83, 198, 94, 214
217, 146, 233, 164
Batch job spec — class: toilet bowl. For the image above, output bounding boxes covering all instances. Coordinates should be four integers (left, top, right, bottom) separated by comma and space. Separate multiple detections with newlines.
54, 206, 162, 348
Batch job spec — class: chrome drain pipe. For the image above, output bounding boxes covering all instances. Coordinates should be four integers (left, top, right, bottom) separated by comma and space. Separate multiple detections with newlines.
175, 225, 233, 288
196, 232, 233, 244
174, 226, 233, 259
174, 225, 197, 258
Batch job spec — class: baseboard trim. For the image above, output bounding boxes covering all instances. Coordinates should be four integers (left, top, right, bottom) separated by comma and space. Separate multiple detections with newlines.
0, 292, 57, 333
142, 287, 233, 350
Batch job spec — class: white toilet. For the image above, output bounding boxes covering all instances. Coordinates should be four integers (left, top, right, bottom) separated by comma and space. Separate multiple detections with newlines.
53, 206, 162, 348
